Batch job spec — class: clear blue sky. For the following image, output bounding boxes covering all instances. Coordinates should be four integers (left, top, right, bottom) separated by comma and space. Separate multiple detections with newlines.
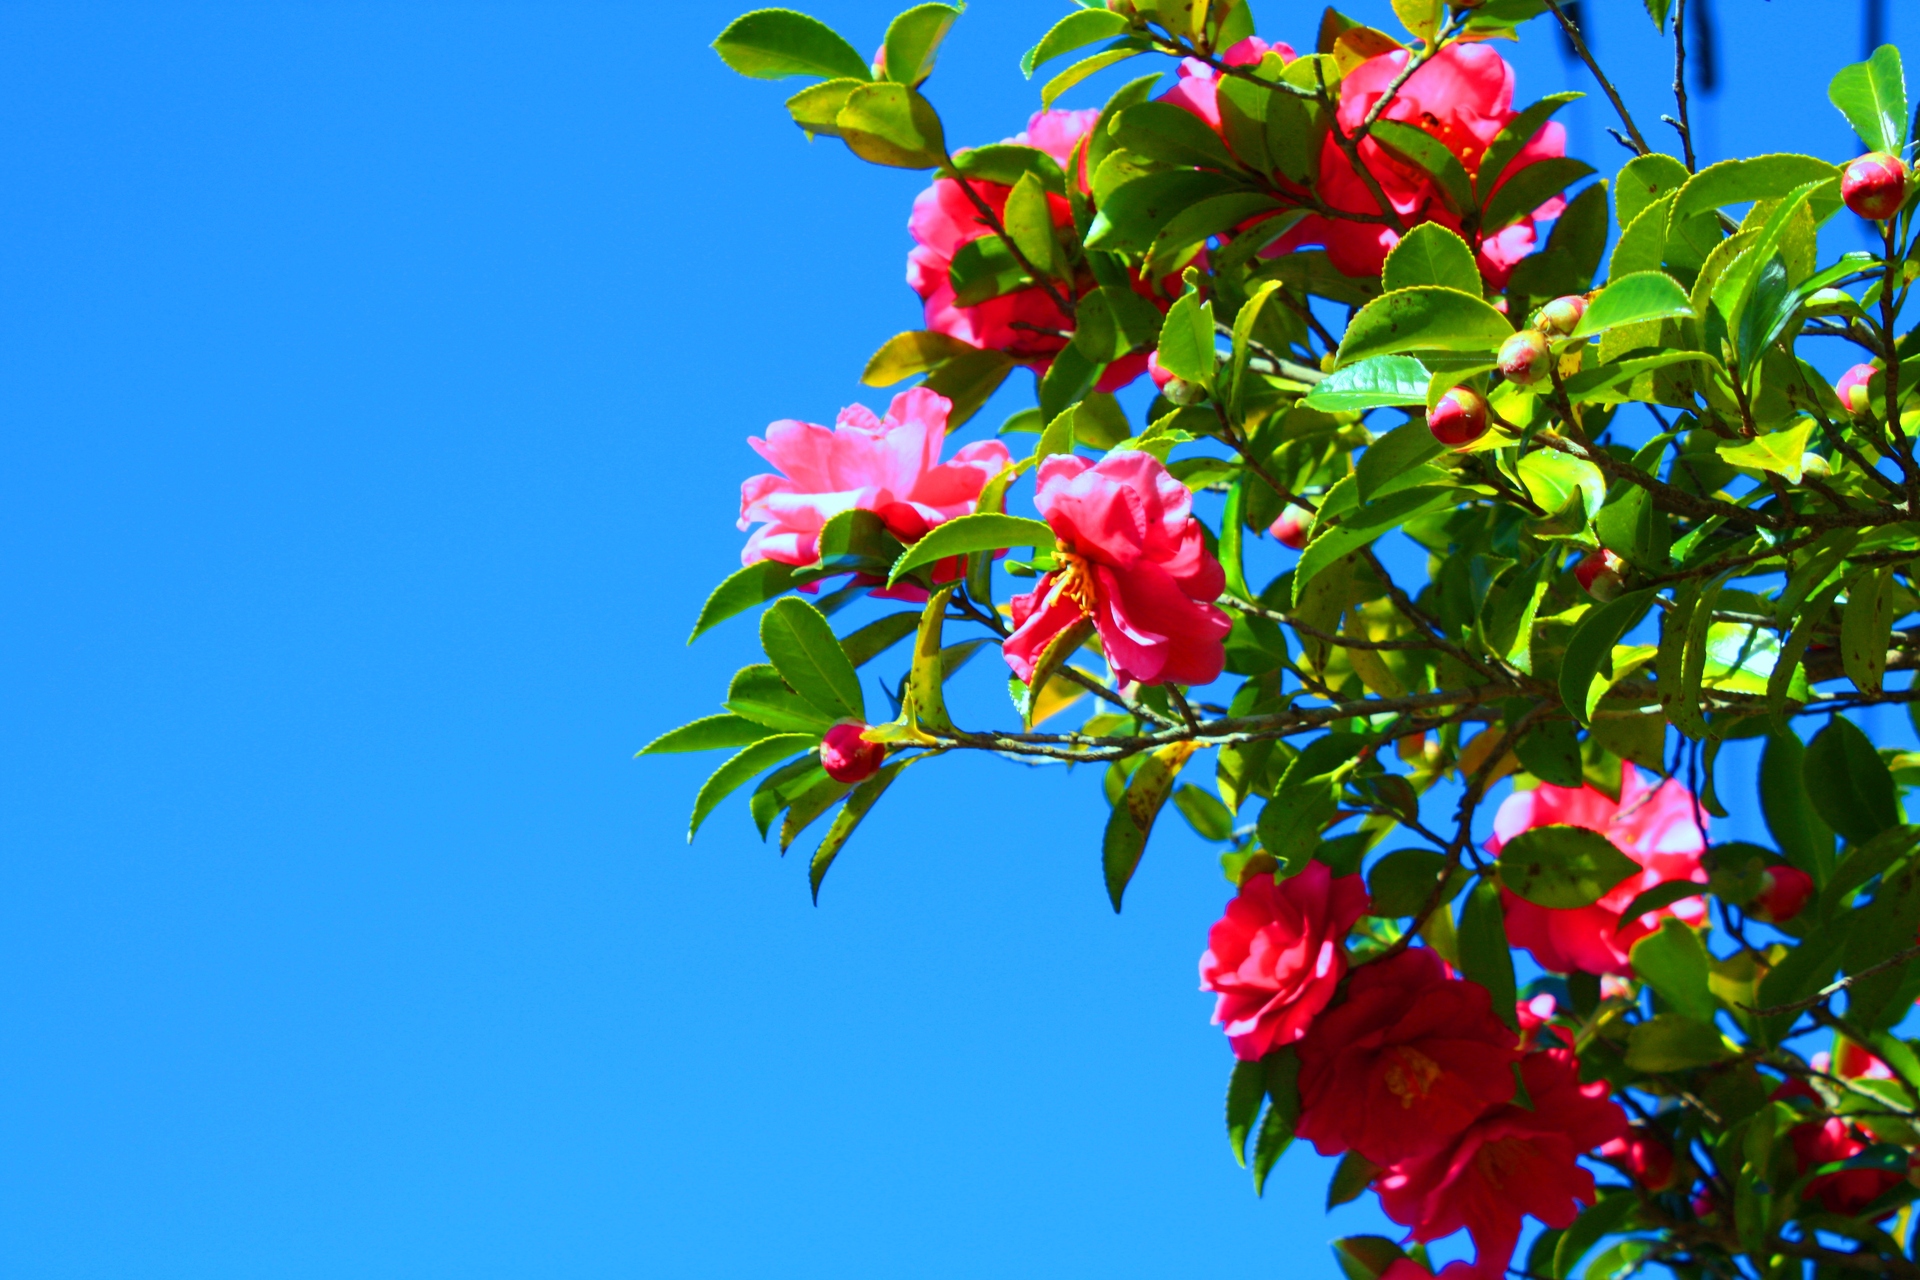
1, 3, 1915, 1277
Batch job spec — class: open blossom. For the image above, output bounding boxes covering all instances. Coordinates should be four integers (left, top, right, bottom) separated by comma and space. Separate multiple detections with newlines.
1375, 1049, 1626, 1280
1272, 43, 1567, 287
1296, 947, 1520, 1167
1160, 37, 1295, 134
737, 387, 1010, 568
1003, 452, 1232, 688
1487, 762, 1707, 975
907, 111, 1160, 391
1790, 1115, 1906, 1216
1199, 862, 1370, 1060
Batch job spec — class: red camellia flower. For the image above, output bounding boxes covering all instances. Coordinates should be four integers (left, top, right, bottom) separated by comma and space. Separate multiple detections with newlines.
1374, 1048, 1627, 1279
1790, 1115, 1906, 1216
1270, 43, 1568, 287
908, 111, 1163, 392
1487, 762, 1707, 975
1003, 452, 1232, 688
1381, 1262, 1481, 1280
1295, 947, 1521, 1166
1198, 862, 1370, 1060
738, 388, 1011, 568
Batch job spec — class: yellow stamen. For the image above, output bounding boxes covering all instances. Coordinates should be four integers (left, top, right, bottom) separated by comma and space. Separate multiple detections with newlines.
1043, 551, 1099, 619
1382, 1047, 1444, 1108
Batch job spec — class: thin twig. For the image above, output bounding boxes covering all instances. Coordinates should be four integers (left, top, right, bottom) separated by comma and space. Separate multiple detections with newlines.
1542, 0, 1652, 156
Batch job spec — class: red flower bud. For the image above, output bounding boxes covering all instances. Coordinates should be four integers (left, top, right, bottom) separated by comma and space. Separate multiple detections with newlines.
1749, 865, 1814, 924
1575, 548, 1627, 601
1270, 504, 1312, 550
1602, 1126, 1678, 1192
1843, 152, 1909, 221
1837, 363, 1882, 415
1427, 387, 1489, 448
1537, 294, 1589, 337
821, 721, 885, 784
1498, 329, 1553, 386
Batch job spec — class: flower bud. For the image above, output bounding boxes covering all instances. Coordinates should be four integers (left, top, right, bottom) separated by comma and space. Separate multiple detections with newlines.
1801, 451, 1832, 478
1537, 294, 1589, 337
1843, 152, 1909, 221
1147, 350, 1173, 391
821, 721, 885, 784
1575, 548, 1627, 601
1270, 504, 1312, 550
1427, 387, 1489, 448
1749, 865, 1814, 924
1163, 377, 1206, 406
1602, 1127, 1678, 1193
1837, 362, 1882, 415
1498, 329, 1553, 386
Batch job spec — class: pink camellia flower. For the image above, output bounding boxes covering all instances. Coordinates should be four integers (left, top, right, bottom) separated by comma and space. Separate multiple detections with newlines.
737, 387, 1011, 569
1002, 452, 1232, 688
1295, 947, 1521, 1167
907, 110, 1162, 393
1198, 862, 1370, 1061
1270, 43, 1567, 287
1487, 762, 1708, 976
1375, 1048, 1627, 1280
1160, 37, 1295, 134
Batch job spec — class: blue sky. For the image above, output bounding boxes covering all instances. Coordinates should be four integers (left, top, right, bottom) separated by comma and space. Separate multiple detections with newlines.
2, 2, 1917, 1277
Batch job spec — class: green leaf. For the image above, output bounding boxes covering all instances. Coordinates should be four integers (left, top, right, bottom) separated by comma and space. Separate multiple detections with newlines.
860, 330, 977, 386
1004, 171, 1062, 279
1477, 92, 1583, 205
1568, 271, 1694, 339
786, 78, 866, 139
921, 347, 1013, 427
1841, 565, 1895, 697
1457, 878, 1518, 1032
1518, 450, 1605, 523
1716, 419, 1815, 482
1251, 1048, 1301, 1194
881, 3, 960, 88
727, 664, 835, 733
1381, 223, 1480, 294
1367, 848, 1468, 917
1290, 487, 1457, 606
809, 760, 904, 901
1560, 589, 1657, 724
1225, 1058, 1265, 1167
1173, 784, 1236, 842
638, 713, 771, 756
1331, 1236, 1409, 1280
1830, 45, 1909, 155
1156, 286, 1216, 390
1256, 776, 1340, 872
1761, 732, 1836, 886
839, 611, 922, 668
1616, 153, 1692, 232
779, 770, 850, 852
1111, 101, 1237, 172
947, 142, 1067, 193
1625, 1012, 1731, 1071
1481, 157, 1595, 232
1104, 742, 1195, 911
1806, 716, 1901, 845
1335, 286, 1512, 366
1086, 169, 1249, 253
1356, 418, 1445, 502
907, 585, 955, 731
1020, 617, 1094, 728
1041, 47, 1143, 111
1326, 1151, 1379, 1210
1615, 879, 1705, 931
949, 233, 1030, 306
1228, 281, 1286, 413
835, 82, 948, 168
1552, 1193, 1641, 1280
761, 597, 865, 722
1302, 355, 1430, 411
690, 559, 803, 642
1370, 119, 1475, 215
1629, 917, 1716, 1021
1670, 153, 1842, 225
712, 8, 872, 81
1497, 824, 1642, 909
1022, 8, 1130, 77
887, 512, 1056, 585
689, 734, 818, 839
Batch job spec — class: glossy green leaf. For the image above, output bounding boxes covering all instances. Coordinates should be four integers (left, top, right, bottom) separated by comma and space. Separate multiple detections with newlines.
1481, 156, 1594, 232
1156, 286, 1216, 389
785, 78, 866, 139
1173, 784, 1236, 842
1629, 917, 1716, 1022
1105, 742, 1195, 911
1560, 589, 1656, 723
1355, 418, 1445, 502
1830, 45, 1909, 155
835, 82, 948, 168
888, 513, 1056, 585
1041, 47, 1143, 111
1625, 1012, 1731, 1071
1302, 355, 1430, 411
1381, 223, 1480, 294
1367, 848, 1468, 917
1326, 1151, 1379, 1210
1716, 419, 1815, 482
760, 599, 865, 722
689, 734, 818, 840
1477, 92, 1583, 204
1615, 880, 1706, 932
1250, 1048, 1300, 1194
1841, 565, 1895, 697
1761, 731, 1835, 885
1370, 119, 1475, 215
1552, 1193, 1641, 1280
881, 3, 960, 88
1003, 171, 1061, 278
1111, 101, 1237, 171
690, 559, 805, 642
1615, 153, 1691, 232
921, 348, 1013, 427
1457, 878, 1518, 1032
712, 8, 872, 81
907, 585, 955, 731
1670, 153, 1841, 225
1331, 1236, 1409, 1280
1022, 7, 1129, 76
1290, 487, 1456, 606
1806, 716, 1901, 845
638, 713, 771, 756
1086, 169, 1249, 252
1225, 1057, 1265, 1167
1567, 271, 1694, 339
860, 330, 976, 386
1518, 451, 1605, 523
839, 612, 922, 668
1498, 824, 1642, 909
1256, 776, 1340, 872
1335, 286, 1513, 366
727, 664, 835, 733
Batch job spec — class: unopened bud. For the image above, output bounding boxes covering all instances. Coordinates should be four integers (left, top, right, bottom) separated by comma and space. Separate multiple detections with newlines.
821, 721, 886, 784
1163, 377, 1206, 406
1427, 387, 1489, 448
1750, 865, 1814, 924
1837, 363, 1881, 415
1498, 329, 1553, 386
1843, 152, 1909, 221
1575, 548, 1627, 601
1270, 504, 1312, 550
1800, 451, 1832, 478
1537, 295, 1589, 337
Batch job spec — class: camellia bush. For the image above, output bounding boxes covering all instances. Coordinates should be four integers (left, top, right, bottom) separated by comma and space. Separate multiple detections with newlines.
648, 1, 1920, 1275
